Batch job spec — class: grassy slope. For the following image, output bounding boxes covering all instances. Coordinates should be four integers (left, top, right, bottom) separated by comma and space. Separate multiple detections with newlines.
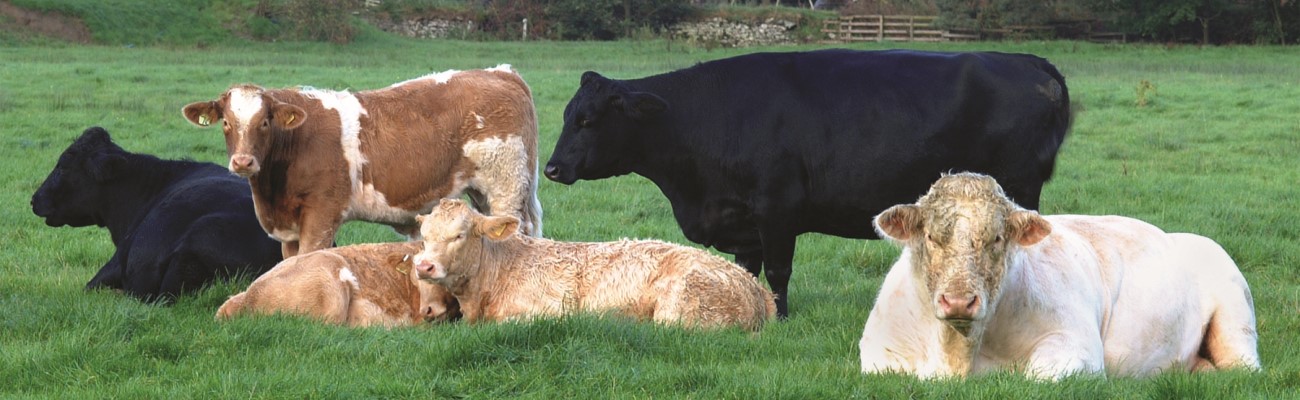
1, 34, 1298, 398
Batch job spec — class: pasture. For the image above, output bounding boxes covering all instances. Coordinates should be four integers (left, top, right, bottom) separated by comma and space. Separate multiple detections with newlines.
1, 36, 1298, 397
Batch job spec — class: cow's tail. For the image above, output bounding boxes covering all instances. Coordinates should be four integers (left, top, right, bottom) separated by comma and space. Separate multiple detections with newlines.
1037, 58, 1074, 183
523, 166, 544, 237
215, 292, 249, 321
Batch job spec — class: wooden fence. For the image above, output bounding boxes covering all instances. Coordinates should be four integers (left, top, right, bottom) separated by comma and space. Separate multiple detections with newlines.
822, 15, 1127, 43
822, 15, 946, 43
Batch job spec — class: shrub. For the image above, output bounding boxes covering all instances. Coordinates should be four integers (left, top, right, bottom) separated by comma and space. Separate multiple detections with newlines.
258, 0, 364, 43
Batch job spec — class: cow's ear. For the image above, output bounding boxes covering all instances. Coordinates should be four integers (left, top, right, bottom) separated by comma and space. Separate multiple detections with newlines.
1010, 210, 1051, 246
613, 92, 667, 120
874, 205, 922, 242
476, 216, 520, 242
270, 102, 307, 130
87, 152, 126, 182
580, 71, 604, 86
182, 101, 222, 127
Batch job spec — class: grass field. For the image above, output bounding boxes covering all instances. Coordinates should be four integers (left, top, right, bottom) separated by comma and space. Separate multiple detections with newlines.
2, 34, 1299, 398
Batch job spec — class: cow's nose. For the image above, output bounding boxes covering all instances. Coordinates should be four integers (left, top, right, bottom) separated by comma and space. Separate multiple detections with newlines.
938, 293, 980, 320
544, 164, 561, 180
231, 154, 255, 169
414, 260, 434, 275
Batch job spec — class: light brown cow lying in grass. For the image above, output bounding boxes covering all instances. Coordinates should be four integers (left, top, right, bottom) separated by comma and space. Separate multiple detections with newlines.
217, 242, 458, 327
858, 172, 1260, 379
409, 199, 775, 331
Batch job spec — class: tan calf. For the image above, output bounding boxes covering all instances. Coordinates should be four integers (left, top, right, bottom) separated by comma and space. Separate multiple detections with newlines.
217, 242, 459, 327
182, 65, 542, 258
410, 199, 775, 331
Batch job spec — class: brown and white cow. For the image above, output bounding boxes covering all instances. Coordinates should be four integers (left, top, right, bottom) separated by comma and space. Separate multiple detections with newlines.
859, 173, 1260, 379
216, 242, 459, 327
183, 65, 542, 258
409, 199, 776, 331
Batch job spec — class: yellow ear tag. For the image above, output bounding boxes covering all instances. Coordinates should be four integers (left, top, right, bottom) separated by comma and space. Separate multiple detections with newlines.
492, 225, 508, 238
198, 114, 210, 126
285, 114, 295, 125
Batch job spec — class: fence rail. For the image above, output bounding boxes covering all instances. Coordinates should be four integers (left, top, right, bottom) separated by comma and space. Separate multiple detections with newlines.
823, 15, 1127, 43
822, 15, 944, 43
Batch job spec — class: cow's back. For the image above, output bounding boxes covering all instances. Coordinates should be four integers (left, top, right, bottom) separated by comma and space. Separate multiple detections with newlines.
636, 50, 1068, 239
1021, 216, 1230, 374
347, 70, 539, 225
119, 160, 280, 299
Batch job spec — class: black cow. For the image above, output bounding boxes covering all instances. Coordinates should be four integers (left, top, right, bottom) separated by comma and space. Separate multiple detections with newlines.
544, 49, 1071, 318
31, 127, 282, 302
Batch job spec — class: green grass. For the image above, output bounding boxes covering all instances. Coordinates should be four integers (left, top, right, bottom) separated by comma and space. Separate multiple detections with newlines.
2, 37, 1299, 398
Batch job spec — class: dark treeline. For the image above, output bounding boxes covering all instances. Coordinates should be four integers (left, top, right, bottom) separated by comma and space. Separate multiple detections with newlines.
257, 0, 1297, 44
815, 0, 1298, 44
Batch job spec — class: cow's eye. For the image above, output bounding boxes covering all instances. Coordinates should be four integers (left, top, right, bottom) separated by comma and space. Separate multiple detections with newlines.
261, 119, 270, 128
579, 118, 592, 127
222, 120, 230, 129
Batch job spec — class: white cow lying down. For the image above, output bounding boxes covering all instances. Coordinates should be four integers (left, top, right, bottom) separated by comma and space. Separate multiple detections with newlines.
859, 173, 1260, 379
410, 199, 776, 331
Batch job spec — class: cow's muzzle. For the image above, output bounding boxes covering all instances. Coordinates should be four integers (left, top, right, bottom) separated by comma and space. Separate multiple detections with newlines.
937, 293, 981, 321
543, 162, 575, 185
229, 154, 260, 177
412, 255, 446, 281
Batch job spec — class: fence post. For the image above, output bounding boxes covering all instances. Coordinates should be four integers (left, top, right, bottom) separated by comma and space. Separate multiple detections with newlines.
877, 15, 884, 42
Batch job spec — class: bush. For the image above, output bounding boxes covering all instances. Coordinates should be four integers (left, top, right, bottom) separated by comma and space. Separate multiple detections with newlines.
255, 0, 364, 43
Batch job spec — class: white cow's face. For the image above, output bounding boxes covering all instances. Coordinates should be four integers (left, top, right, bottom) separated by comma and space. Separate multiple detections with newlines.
874, 173, 1051, 335
411, 199, 519, 282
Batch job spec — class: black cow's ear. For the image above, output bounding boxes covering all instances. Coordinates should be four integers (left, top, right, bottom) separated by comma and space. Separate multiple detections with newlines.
81, 127, 112, 143
618, 92, 668, 121
88, 153, 126, 182
580, 71, 604, 86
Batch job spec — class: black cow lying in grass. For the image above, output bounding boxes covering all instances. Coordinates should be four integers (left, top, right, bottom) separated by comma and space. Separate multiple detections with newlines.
30, 127, 282, 302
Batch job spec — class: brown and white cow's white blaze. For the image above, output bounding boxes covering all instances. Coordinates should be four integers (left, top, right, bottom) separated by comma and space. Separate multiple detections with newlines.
409, 199, 776, 331
182, 65, 543, 258
858, 173, 1260, 379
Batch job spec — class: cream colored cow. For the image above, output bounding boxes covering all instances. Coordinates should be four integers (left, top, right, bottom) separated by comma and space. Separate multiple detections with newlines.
217, 242, 458, 327
410, 199, 775, 331
859, 172, 1259, 379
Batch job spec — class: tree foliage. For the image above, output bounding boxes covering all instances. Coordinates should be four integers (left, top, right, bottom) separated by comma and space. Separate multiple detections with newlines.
923, 0, 1299, 44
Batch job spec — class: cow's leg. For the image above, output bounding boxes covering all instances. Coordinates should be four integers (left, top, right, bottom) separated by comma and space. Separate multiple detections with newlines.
469, 183, 541, 238
758, 228, 797, 319
281, 241, 300, 258
1200, 301, 1262, 370
86, 253, 125, 290
464, 135, 542, 237
999, 176, 1044, 211
294, 211, 342, 256
1024, 333, 1104, 380
734, 251, 764, 278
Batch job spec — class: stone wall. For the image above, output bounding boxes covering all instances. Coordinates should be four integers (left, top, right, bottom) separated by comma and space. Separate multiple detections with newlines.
668, 17, 798, 47
367, 13, 800, 47
370, 17, 475, 40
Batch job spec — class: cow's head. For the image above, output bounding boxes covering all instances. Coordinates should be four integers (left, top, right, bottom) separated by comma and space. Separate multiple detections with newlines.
873, 173, 1051, 336
182, 84, 306, 177
389, 251, 461, 323
31, 127, 128, 228
544, 71, 668, 185
411, 199, 520, 282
